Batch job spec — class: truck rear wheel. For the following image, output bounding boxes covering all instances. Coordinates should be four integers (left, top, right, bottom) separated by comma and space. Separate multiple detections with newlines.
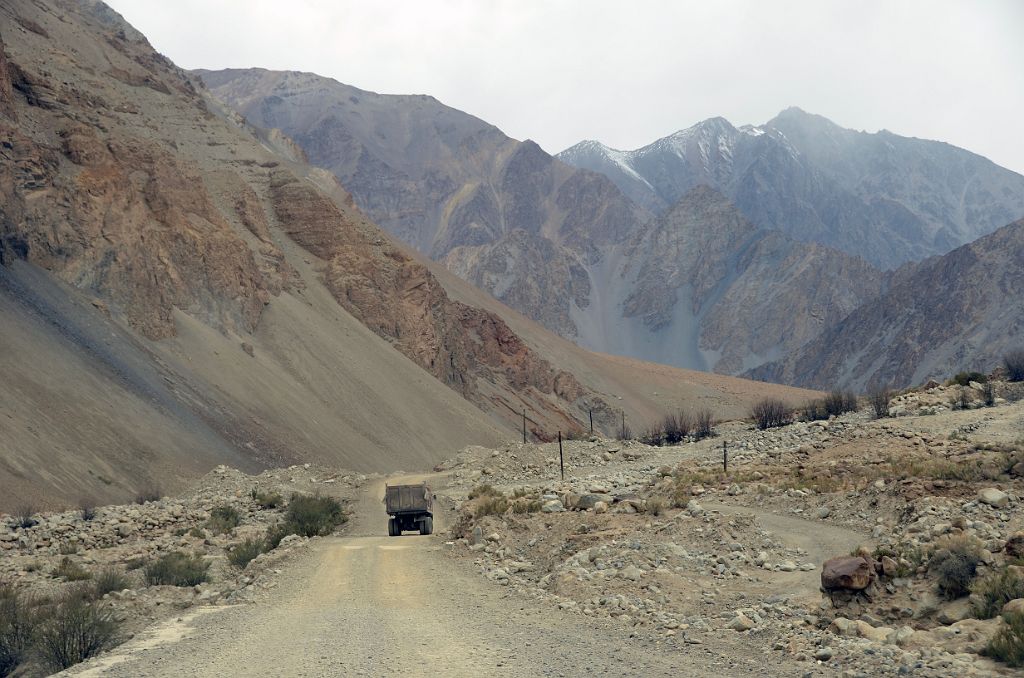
420, 516, 433, 535
388, 517, 398, 536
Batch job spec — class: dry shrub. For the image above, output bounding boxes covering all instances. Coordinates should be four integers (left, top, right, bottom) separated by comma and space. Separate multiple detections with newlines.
972, 569, 1024, 619
868, 384, 892, 418
751, 398, 792, 430
929, 535, 984, 599
144, 552, 209, 587
1006, 350, 1024, 382
35, 587, 121, 672
986, 609, 1024, 667
694, 409, 715, 439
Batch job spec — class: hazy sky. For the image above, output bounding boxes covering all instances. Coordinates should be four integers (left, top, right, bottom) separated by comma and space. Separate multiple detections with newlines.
107, 0, 1024, 173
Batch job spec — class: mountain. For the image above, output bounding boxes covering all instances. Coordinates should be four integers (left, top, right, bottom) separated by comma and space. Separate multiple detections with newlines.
0, 0, 816, 509
558, 109, 1024, 269
574, 186, 881, 373
198, 70, 890, 376
749, 218, 1024, 390
196, 68, 648, 339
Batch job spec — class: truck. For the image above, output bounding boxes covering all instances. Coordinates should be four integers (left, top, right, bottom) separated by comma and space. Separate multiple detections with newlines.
384, 482, 433, 536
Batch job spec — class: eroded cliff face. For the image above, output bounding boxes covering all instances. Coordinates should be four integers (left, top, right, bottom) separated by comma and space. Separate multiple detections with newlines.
267, 169, 592, 431
0, 0, 604, 443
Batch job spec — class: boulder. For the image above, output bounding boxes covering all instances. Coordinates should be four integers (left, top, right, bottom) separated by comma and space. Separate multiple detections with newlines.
978, 488, 1010, 508
727, 612, 755, 631
1003, 598, 1024, 616
1004, 531, 1024, 558
821, 556, 875, 591
540, 500, 564, 513
577, 494, 612, 511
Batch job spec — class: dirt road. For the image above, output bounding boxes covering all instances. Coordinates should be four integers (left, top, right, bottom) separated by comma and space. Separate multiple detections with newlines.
64, 477, 837, 677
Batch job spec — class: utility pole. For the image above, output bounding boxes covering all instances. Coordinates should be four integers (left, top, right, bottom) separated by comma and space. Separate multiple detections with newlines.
589, 409, 594, 434
558, 430, 564, 481
723, 440, 728, 474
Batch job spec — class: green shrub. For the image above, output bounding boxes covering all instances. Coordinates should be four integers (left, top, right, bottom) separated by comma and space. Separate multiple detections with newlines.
0, 585, 40, 678
929, 536, 984, 599
144, 552, 209, 587
92, 567, 130, 599
468, 484, 499, 500
751, 398, 792, 430
35, 588, 120, 672
227, 537, 266, 570
205, 505, 241, 535
53, 557, 91, 582
285, 494, 346, 537
972, 569, 1024, 619
1006, 350, 1024, 382
986, 609, 1024, 667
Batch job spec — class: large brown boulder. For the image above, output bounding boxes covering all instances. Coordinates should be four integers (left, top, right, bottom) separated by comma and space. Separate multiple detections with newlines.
1004, 531, 1024, 559
821, 556, 876, 591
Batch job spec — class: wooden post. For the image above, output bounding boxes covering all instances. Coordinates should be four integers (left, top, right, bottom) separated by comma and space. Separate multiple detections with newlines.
723, 440, 728, 474
589, 409, 594, 433
522, 409, 527, 444
621, 411, 626, 438
558, 430, 564, 481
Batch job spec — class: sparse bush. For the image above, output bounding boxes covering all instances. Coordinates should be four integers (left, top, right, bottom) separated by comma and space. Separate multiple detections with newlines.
252, 490, 283, 510
750, 398, 792, 430
802, 399, 827, 422
646, 496, 667, 516
92, 568, 130, 599
950, 371, 988, 387
662, 412, 691, 445
144, 552, 209, 587
285, 494, 346, 538
972, 568, 1024, 619
694, 409, 715, 439
35, 587, 121, 671
509, 498, 543, 514
79, 501, 96, 522
134, 484, 162, 505
468, 484, 499, 500
824, 389, 858, 416
953, 386, 972, 411
1006, 350, 1024, 382
227, 537, 266, 570
53, 558, 91, 582
982, 381, 996, 407
123, 557, 146, 571
0, 585, 40, 677
868, 384, 893, 419
14, 505, 37, 529
188, 526, 205, 539
638, 426, 664, 447
264, 522, 292, 551
929, 535, 984, 599
986, 609, 1024, 667
474, 495, 509, 518
58, 542, 78, 556
205, 505, 242, 535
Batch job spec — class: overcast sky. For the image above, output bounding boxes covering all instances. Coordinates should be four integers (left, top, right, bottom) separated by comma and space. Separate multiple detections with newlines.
107, 0, 1024, 174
